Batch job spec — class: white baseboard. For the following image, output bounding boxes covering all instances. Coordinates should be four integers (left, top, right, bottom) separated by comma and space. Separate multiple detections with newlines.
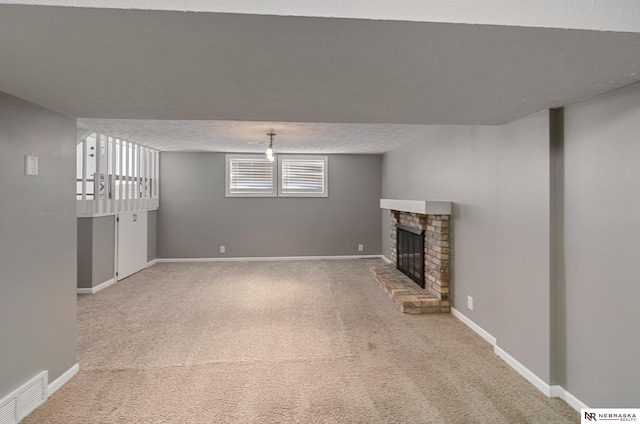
493, 345, 554, 397
556, 387, 589, 411
47, 364, 79, 397
450, 307, 589, 411
157, 255, 385, 263
450, 307, 497, 346
76, 278, 115, 295
381, 255, 392, 264
146, 259, 157, 268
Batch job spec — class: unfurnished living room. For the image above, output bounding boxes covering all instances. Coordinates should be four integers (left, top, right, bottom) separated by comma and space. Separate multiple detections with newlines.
1, 2, 640, 423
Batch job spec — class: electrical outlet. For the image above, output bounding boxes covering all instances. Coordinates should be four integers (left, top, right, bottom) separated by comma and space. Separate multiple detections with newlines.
358, 244, 364, 252
220, 246, 226, 254
467, 295, 474, 311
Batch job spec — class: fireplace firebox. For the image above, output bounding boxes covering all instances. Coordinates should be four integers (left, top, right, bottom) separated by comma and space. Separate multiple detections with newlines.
396, 224, 425, 289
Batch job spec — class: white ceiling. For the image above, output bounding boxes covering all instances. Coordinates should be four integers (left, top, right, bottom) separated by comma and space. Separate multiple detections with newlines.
2, 4, 640, 153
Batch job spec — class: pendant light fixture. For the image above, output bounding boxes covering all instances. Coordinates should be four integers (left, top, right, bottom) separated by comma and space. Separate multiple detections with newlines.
265, 132, 276, 162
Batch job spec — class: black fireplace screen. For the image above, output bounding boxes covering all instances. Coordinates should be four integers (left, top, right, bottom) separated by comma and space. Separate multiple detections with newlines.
396, 224, 425, 289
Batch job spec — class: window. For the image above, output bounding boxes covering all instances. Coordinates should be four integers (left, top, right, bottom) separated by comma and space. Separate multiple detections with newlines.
225, 154, 328, 198
279, 156, 328, 197
226, 155, 276, 197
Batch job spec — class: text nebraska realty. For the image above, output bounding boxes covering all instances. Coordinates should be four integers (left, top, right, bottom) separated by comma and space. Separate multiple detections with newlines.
585, 412, 637, 422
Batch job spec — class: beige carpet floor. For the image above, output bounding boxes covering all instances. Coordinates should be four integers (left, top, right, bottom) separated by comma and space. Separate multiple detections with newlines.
25, 259, 579, 423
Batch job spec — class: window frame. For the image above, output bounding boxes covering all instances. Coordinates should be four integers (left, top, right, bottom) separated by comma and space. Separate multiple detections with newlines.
278, 155, 328, 198
225, 154, 277, 197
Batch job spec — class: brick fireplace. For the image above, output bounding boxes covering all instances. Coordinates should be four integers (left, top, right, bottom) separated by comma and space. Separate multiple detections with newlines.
372, 199, 452, 314
390, 211, 451, 301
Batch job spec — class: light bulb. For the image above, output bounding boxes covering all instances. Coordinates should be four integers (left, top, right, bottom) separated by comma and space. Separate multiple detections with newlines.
267, 155, 275, 162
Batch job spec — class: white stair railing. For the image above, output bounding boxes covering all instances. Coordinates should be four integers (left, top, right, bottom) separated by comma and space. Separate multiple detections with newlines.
76, 132, 160, 217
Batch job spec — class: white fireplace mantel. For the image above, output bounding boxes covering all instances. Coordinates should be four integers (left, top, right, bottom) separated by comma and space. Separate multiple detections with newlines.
380, 199, 452, 215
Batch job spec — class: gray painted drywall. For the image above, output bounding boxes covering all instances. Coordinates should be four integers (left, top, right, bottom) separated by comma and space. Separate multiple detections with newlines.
0, 91, 77, 397
382, 124, 501, 336
91, 216, 115, 285
383, 84, 640, 407
4, 6, 640, 128
77, 216, 115, 288
77, 218, 93, 289
382, 111, 553, 382
158, 153, 381, 258
147, 209, 157, 262
495, 111, 551, 382
564, 83, 640, 407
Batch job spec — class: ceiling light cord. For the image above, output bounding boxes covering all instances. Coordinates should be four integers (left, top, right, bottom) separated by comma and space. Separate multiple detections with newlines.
266, 132, 276, 162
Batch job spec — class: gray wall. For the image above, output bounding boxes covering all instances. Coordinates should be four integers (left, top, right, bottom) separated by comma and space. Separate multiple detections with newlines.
158, 153, 382, 258
563, 83, 640, 407
495, 112, 551, 382
0, 91, 77, 396
382, 111, 553, 382
383, 82, 640, 408
77, 218, 93, 289
92, 216, 115, 285
148, 209, 157, 262
382, 124, 501, 331
77, 216, 116, 289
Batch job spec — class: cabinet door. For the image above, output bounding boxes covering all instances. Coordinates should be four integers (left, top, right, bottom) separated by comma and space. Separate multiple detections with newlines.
117, 211, 136, 280
134, 211, 147, 272
117, 210, 147, 280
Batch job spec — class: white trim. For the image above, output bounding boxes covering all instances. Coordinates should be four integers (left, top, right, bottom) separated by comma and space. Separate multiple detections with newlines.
450, 308, 550, 395
278, 155, 328, 197
380, 198, 452, 215
450, 307, 497, 346
555, 387, 590, 411
225, 154, 277, 198
157, 255, 384, 263
94, 134, 101, 215
146, 259, 157, 268
76, 278, 115, 294
548, 385, 563, 398
114, 211, 119, 283
381, 255, 392, 264
77, 205, 158, 218
494, 345, 555, 397
450, 307, 588, 412
47, 364, 79, 397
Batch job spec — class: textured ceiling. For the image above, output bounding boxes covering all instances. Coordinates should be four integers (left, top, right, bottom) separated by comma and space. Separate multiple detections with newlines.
4, 0, 640, 33
77, 119, 436, 154
2, 5, 640, 152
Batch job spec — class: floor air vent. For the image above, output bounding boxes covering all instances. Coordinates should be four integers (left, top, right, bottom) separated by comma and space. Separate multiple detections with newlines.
0, 371, 47, 424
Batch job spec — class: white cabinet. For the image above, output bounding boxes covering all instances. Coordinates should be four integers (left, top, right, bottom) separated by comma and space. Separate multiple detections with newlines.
117, 210, 147, 280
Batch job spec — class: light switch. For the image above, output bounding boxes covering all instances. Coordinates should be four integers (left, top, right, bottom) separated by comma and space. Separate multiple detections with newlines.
25, 156, 38, 176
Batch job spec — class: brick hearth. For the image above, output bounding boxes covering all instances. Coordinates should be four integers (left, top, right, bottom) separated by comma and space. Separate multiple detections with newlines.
369, 263, 450, 314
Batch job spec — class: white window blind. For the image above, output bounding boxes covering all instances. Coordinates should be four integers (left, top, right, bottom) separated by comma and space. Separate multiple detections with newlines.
226, 155, 276, 197
279, 156, 328, 197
